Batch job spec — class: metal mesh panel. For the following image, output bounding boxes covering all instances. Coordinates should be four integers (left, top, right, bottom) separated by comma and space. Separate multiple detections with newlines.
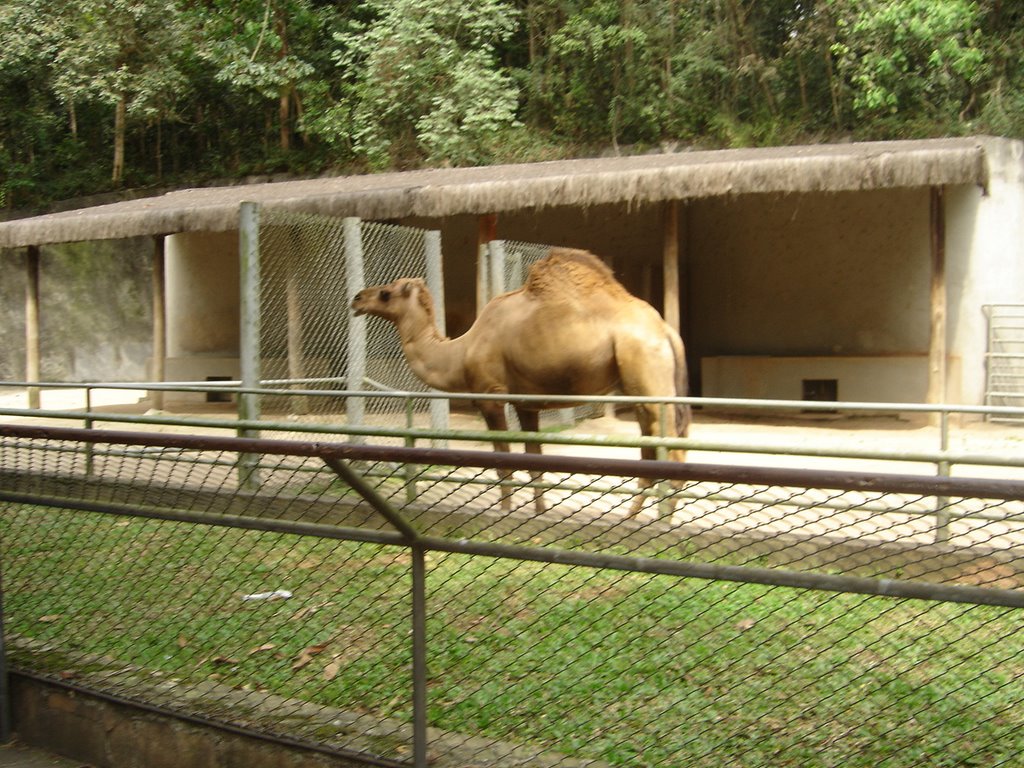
258, 208, 350, 395
359, 220, 437, 418
486, 240, 550, 300
257, 210, 446, 435
2, 427, 1023, 767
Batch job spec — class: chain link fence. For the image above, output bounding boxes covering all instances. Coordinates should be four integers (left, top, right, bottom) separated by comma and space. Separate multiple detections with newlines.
1, 423, 1023, 767
256, 209, 448, 438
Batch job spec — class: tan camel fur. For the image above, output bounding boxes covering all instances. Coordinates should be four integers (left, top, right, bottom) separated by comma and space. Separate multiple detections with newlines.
351, 248, 690, 514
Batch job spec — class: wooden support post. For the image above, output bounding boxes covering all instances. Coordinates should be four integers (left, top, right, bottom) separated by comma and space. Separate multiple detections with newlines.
149, 236, 166, 411
927, 187, 947, 411
663, 200, 680, 332
25, 246, 40, 409
477, 213, 498, 316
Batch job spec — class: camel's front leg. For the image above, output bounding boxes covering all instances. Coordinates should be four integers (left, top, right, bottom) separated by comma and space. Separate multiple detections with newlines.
477, 400, 515, 513
514, 407, 546, 514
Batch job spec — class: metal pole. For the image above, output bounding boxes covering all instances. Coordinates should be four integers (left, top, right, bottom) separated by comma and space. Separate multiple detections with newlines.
476, 214, 497, 316
476, 244, 490, 317
344, 218, 367, 441
0, 561, 11, 743
238, 201, 262, 489
488, 240, 506, 301
927, 186, 947, 416
423, 230, 449, 446
411, 545, 429, 768
663, 200, 681, 333
25, 246, 40, 410
934, 410, 952, 543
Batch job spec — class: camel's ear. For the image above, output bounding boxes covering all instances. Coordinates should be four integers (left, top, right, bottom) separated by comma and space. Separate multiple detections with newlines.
399, 278, 426, 297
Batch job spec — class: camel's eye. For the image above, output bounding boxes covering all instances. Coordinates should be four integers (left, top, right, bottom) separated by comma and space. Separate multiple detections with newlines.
379, 290, 391, 302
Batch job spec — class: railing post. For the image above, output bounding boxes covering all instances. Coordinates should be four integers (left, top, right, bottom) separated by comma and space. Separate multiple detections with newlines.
84, 386, 95, 477
934, 409, 952, 543
405, 396, 419, 503
0, 565, 11, 744
238, 201, 262, 490
411, 544, 429, 768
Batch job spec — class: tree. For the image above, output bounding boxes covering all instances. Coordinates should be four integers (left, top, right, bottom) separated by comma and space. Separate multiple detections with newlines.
46, 0, 194, 184
832, 0, 988, 128
193, 0, 333, 154
313, 0, 522, 168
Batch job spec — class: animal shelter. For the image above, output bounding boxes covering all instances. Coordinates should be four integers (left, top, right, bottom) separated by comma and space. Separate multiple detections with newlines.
2, 136, 1023, 410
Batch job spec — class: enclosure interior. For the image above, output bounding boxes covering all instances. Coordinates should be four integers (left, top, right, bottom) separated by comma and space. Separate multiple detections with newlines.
3, 180, 1005, 407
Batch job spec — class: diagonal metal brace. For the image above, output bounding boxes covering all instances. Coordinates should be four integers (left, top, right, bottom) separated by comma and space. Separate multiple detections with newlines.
322, 456, 421, 542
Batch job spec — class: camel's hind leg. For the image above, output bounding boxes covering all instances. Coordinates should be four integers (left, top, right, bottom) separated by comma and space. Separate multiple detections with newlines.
614, 330, 688, 517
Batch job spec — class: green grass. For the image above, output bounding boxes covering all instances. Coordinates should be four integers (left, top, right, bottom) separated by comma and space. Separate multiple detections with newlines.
2, 505, 1023, 766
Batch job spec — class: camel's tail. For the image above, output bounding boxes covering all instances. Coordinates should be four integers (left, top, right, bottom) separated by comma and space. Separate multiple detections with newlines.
669, 330, 691, 441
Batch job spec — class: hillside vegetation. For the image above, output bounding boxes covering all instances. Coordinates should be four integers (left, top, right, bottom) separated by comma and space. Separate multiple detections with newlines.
2, 0, 1023, 209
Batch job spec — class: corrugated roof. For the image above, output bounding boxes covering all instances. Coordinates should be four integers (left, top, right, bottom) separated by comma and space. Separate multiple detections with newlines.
0, 136, 993, 248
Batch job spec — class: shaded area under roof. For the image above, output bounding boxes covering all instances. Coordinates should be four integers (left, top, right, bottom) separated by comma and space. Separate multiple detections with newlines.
0, 137, 993, 248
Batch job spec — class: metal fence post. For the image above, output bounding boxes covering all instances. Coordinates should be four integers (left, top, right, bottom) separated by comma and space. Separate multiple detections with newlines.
411, 543, 429, 768
0, 563, 12, 743
476, 244, 490, 318
238, 201, 262, 490
424, 231, 450, 447
344, 218, 367, 442
487, 239, 506, 301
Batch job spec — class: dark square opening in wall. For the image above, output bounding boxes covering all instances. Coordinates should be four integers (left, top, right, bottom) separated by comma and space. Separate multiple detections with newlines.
802, 378, 838, 402
206, 376, 232, 403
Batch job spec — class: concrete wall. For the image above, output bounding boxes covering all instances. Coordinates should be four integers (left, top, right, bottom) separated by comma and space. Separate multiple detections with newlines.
164, 230, 241, 389
686, 188, 938, 401
947, 137, 1024, 405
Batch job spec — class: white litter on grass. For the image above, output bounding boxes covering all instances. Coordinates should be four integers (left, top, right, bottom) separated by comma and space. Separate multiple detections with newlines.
241, 590, 293, 601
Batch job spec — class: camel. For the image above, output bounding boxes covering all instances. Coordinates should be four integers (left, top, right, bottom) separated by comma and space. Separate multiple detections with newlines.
351, 248, 690, 515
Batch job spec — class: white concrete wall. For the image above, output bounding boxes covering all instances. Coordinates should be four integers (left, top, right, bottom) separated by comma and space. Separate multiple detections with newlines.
947, 137, 1024, 404
689, 188, 933, 358
165, 230, 241, 389
702, 355, 928, 403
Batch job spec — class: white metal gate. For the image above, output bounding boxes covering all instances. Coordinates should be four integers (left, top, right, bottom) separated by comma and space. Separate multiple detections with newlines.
984, 304, 1024, 422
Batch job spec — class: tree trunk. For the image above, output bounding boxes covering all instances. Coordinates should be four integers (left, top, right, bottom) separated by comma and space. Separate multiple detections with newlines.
112, 95, 127, 184
279, 88, 291, 151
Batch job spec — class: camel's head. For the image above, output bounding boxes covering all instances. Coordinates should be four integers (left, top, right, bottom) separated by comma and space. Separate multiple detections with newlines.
351, 278, 429, 322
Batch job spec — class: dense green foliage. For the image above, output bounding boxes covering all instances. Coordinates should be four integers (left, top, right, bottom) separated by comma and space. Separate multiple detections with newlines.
1, 0, 1023, 208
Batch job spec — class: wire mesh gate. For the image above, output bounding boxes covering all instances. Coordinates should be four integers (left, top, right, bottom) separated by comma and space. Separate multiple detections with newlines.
251, 205, 449, 437
1, 423, 1023, 767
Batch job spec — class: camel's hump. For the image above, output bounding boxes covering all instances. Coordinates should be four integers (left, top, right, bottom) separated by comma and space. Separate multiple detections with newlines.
524, 248, 628, 296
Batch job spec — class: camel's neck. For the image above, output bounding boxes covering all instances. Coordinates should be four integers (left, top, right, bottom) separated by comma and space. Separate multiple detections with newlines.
392, 308, 470, 393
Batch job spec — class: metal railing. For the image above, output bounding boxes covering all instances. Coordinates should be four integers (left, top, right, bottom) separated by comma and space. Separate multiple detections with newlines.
4, 379, 1024, 545
1, 421, 1024, 766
